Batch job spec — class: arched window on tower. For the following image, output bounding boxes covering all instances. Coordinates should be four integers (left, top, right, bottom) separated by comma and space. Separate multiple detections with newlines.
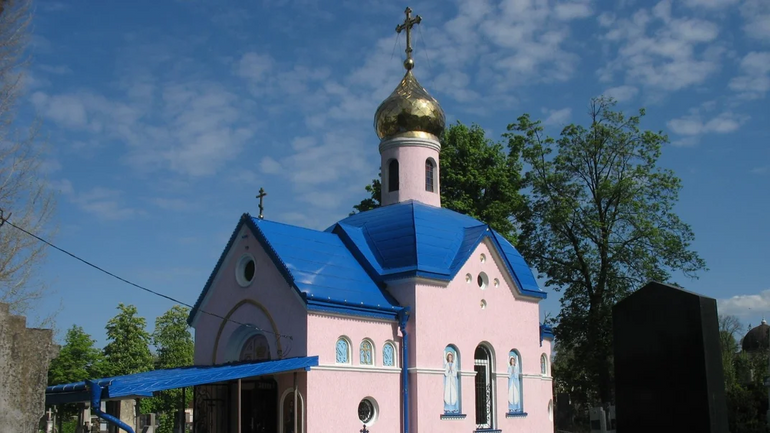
425, 158, 435, 192
388, 159, 399, 192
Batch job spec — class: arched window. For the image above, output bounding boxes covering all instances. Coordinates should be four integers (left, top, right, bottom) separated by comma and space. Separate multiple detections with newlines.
280, 389, 305, 433
425, 158, 435, 192
443, 345, 461, 414
335, 337, 351, 364
388, 159, 399, 192
474, 344, 495, 428
541, 354, 548, 376
360, 339, 374, 365
383, 342, 396, 367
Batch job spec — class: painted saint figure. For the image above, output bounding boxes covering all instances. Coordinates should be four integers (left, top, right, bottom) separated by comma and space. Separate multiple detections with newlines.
443, 348, 460, 413
508, 352, 522, 412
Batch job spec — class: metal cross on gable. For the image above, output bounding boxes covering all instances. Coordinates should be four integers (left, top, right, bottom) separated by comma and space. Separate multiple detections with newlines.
395, 6, 422, 70
256, 188, 267, 220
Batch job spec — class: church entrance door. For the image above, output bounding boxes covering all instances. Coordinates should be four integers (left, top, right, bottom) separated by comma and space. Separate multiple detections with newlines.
240, 379, 278, 433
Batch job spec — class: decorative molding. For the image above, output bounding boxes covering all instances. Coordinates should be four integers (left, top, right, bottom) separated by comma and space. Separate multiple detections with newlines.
212, 299, 283, 364
379, 135, 441, 153
311, 364, 401, 374
407, 367, 477, 377
505, 411, 528, 418
439, 413, 467, 420
307, 310, 397, 324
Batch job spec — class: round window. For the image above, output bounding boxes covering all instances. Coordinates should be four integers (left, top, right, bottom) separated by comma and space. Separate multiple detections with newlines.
477, 272, 489, 290
357, 398, 378, 425
236, 254, 256, 287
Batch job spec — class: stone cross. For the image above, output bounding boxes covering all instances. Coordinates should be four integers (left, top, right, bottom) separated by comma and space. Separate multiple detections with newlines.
395, 7, 422, 70
256, 188, 267, 220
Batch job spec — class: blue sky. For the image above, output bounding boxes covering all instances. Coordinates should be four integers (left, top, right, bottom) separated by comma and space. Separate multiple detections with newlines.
17, 0, 770, 346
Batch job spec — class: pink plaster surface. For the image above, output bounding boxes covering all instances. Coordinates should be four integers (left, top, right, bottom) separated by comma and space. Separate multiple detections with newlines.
191, 216, 553, 432
191, 224, 308, 365
409, 240, 554, 432
380, 144, 441, 207
305, 314, 403, 432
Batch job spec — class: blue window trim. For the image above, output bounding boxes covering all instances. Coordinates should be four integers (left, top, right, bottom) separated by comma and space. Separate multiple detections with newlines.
439, 413, 466, 420
506, 411, 528, 418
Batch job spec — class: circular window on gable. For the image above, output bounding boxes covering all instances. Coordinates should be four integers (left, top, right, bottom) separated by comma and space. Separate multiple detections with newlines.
358, 397, 378, 426
236, 254, 256, 287
477, 272, 489, 290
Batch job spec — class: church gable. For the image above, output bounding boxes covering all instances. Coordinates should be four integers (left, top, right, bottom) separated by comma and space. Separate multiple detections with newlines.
189, 214, 403, 329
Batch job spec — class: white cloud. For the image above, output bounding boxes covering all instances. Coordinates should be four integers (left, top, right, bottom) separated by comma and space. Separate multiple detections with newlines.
718, 289, 770, 318
668, 111, 749, 137
682, 0, 739, 9
554, 1, 593, 21
598, 2, 724, 92
741, 0, 770, 42
542, 107, 572, 126
32, 80, 255, 177
259, 157, 282, 174
603, 85, 638, 102
72, 187, 143, 221
729, 52, 770, 100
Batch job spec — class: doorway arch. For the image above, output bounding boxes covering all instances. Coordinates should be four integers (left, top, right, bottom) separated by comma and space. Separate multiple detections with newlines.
474, 344, 495, 429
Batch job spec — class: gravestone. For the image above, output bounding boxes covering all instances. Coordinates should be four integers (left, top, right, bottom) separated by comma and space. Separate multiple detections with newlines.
613, 281, 728, 433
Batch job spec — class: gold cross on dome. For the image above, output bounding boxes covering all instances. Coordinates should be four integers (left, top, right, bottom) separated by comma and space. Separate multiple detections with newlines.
256, 188, 267, 219
395, 7, 422, 70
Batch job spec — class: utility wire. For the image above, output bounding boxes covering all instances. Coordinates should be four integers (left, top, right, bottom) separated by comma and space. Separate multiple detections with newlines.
0, 208, 293, 341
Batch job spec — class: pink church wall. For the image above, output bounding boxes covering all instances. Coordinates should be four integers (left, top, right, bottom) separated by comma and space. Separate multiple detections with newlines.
191, 224, 308, 365
380, 141, 441, 207
409, 240, 554, 432
305, 313, 402, 433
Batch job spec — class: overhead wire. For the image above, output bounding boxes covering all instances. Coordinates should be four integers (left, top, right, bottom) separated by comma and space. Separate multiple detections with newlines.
0, 208, 293, 341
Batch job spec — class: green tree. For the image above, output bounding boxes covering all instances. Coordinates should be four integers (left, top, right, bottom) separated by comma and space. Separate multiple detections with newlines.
48, 325, 104, 385
103, 303, 153, 377
719, 314, 742, 388
146, 305, 194, 433
353, 122, 525, 243
506, 96, 707, 406
47, 325, 105, 427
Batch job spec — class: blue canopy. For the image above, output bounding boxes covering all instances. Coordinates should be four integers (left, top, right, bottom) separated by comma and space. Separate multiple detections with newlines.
46, 356, 318, 405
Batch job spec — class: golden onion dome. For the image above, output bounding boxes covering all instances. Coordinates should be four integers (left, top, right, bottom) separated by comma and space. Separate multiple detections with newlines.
374, 69, 446, 141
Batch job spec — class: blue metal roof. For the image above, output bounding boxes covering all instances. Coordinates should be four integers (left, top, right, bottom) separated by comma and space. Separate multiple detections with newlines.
188, 214, 403, 325
46, 356, 319, 405
329, 201, 546, 298
252, 217, 403, 318
189, 201, 544, 325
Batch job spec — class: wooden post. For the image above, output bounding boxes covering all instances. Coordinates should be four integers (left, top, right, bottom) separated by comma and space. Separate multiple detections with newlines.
237, 379, 242, 433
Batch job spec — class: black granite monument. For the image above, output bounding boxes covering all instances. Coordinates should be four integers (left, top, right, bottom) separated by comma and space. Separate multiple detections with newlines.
613, 281, 728, 433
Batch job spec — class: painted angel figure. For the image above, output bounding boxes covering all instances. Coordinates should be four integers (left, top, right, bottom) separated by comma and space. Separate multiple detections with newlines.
443, 351, 460, 413
508, 355, 522, 412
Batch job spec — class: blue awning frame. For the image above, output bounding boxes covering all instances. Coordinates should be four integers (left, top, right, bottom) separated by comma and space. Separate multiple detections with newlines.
46, 355, 318, 406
